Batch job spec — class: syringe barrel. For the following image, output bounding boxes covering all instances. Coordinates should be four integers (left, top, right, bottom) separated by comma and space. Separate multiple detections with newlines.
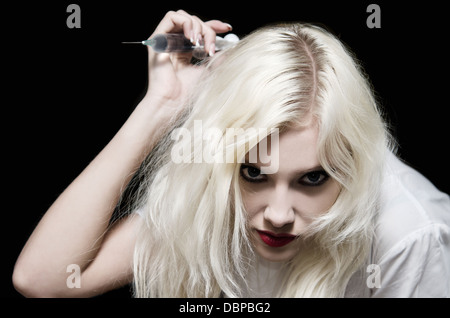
147, 33, 239, 58
151, 33, 194, 53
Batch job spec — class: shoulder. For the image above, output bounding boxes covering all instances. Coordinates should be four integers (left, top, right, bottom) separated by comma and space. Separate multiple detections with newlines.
369, 153, 450, 297
374, 153, 450, 256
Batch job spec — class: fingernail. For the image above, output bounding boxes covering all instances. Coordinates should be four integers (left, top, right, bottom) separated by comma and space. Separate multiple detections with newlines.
195, 34, 202, 47
225, 23, 233, 30
190, 30, 195, 44
209, 43, 215, 57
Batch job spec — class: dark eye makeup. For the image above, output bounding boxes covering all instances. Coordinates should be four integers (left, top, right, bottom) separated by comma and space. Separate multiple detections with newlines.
239, 164, 330, 187
240, 164, 267, 183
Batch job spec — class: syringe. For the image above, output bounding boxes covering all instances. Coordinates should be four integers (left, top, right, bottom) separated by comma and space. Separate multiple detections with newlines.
122, 33, 239, 59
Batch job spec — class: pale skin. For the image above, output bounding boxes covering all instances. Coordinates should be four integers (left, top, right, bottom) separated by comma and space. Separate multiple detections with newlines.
13, 11, 340, 297
241, 126, 341, 262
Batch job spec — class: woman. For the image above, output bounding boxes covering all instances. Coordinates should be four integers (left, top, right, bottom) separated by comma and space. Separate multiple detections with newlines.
13, 10, 450, 297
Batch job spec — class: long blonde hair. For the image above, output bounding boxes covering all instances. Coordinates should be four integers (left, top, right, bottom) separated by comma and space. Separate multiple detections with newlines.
131, 23, 393, 297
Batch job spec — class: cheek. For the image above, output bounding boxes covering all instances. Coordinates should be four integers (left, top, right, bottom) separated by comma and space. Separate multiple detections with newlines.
294, 180, 341, 217
322, 179, 341, 208
240, 190, 263, 220
239, 181, 272, 224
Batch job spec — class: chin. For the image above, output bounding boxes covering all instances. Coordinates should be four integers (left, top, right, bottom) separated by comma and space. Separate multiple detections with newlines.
252, 236, 300, 262
255, 247, 297, 262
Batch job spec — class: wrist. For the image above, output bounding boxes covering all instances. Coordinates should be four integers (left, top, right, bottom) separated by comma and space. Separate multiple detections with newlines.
123, 96, 181, 148
137, 94, 187, 126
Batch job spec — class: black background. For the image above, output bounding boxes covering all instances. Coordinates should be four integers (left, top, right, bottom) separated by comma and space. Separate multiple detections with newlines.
3, 0, 449, 301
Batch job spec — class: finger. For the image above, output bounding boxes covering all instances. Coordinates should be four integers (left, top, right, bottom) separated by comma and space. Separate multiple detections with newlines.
150, 11, 233, 58
201, 24, 216, 57
190, 15, 205, 46
151, 10, 194, 40
205, 20, 233, 34
185, 15, 220, 56
176, 10, 202, 45
169, 12, 233, 55
203, 20, 233, 56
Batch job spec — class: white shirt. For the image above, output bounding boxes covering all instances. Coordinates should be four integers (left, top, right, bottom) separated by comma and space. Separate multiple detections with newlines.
344, 153, 450, 297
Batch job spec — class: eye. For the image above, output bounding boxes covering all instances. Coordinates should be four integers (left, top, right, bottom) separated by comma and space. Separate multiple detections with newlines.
240, 164, 267, 183
299, 170, 329, 187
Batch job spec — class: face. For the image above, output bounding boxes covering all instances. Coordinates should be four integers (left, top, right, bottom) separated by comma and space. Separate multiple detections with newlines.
239, 125, 341, 262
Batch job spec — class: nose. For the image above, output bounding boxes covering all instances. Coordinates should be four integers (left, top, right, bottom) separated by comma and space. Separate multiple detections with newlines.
264, 186, 295, 228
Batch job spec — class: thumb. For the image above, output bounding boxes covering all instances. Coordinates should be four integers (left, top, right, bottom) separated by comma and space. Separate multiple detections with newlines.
169, 52, 194, 71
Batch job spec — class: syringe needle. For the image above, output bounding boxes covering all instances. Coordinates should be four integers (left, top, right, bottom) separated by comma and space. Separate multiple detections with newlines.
122, 39, 156, 46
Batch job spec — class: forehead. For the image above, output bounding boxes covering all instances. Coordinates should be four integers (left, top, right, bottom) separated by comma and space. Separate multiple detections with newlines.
247, 124, 320, 174
278, 125, 319, 159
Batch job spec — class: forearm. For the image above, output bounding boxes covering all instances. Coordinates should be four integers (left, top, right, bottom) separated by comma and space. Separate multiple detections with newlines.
14, 98, 171, 295
13, 9, 231, 297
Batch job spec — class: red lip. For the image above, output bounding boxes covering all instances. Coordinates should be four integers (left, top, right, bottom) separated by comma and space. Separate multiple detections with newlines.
257, 230, 297, 248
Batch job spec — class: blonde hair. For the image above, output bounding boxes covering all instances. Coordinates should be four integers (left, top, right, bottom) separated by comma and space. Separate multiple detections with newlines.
131, 23, 393, 297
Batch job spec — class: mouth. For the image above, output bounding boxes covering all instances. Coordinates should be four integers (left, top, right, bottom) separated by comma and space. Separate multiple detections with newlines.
256, 230, 297, 248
